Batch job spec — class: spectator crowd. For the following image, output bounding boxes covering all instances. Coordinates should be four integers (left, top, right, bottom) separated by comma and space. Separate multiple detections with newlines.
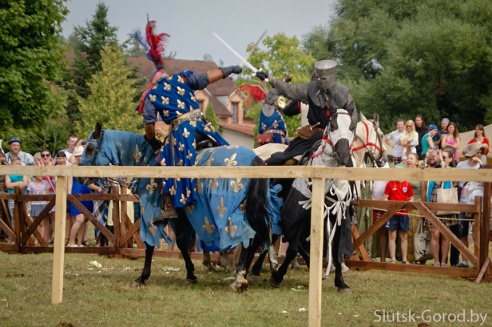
380, 115, 489, 267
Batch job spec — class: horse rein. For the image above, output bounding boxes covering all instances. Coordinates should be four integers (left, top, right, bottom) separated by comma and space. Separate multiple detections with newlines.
352, 120, 384, 167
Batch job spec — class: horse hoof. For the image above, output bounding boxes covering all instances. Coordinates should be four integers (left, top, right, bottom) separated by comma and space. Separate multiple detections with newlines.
248, 274, 261, 285
269, 272, 284, 288
186, 276, 198, 284
229, 281, 249, 293
337, 288, 352, 294
131, 280, 144, 288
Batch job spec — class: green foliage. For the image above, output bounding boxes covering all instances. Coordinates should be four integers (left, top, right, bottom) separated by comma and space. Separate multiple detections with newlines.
247, 33, 317, 83
0, 0, 68, 131
304, 0, 492, 131
63, 2, 118, 125
204, 103, 222, 133
76, 43, 142, 138
241, 34, 316, 141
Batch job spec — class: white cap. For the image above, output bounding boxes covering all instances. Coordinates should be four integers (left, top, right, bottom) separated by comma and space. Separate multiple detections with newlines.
73, 146, 84, 156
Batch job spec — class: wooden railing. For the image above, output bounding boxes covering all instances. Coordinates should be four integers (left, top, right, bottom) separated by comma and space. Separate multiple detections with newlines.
1, 165, 491, 327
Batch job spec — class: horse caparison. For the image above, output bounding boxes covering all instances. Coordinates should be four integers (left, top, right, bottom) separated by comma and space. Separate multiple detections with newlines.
79, 122, 280, 293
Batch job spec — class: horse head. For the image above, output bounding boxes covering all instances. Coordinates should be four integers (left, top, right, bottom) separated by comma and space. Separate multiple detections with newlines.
353, 112, 387, 168
78, 122, 153, 186
323, 108, 357, 166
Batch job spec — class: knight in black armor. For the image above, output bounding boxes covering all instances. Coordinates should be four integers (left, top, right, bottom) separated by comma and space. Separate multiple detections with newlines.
256, 60, 357, 165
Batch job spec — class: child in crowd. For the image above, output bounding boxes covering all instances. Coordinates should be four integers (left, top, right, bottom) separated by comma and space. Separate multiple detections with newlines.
27, 176, 51, 243
5, 158, 28, 225
383, 171, 414, 264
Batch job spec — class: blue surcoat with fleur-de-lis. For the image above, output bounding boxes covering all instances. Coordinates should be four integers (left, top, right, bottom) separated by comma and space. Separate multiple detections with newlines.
184, 145, 282, 251
143, 70, 229, 208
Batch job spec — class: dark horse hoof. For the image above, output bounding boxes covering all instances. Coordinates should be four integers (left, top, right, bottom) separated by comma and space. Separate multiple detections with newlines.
131, 279, 145, 288
248, 274, 261, 285
337, 287, 352, 294
186, 275, 198, 284
269, 271, 283, 288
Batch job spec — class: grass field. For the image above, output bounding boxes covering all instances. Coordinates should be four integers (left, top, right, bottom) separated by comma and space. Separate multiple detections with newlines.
0, 251, 491, 327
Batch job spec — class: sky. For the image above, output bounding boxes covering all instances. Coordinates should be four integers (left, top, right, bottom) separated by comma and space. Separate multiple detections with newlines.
61, 0, 337, 66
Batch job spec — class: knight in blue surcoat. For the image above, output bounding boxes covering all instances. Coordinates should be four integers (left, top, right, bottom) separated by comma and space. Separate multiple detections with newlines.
136, 19, 242, 216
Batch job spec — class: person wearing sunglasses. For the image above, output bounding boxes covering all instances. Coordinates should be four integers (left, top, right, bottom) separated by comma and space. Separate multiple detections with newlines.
399, 120, 419, 161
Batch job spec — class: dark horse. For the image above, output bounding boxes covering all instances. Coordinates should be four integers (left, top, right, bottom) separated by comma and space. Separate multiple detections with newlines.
265, 108, 358, 292
79, 122, 281, 292
249, 112, 386, 283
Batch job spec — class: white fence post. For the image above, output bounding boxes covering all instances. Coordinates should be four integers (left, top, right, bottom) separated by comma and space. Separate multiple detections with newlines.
309, 177, 325, 327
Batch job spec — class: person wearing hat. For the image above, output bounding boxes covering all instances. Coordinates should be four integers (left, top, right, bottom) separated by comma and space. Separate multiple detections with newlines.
433, 118, 450, 147
4, 137, 35, 165
420, 124, 439, 160
462, 124, 489, 165
451, 142, 488, 267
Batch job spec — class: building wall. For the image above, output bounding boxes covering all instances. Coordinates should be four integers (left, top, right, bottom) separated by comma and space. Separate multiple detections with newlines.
221, 130, 254, 149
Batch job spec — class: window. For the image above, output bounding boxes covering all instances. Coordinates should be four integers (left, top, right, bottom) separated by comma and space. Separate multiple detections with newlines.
231, 102, 238, 123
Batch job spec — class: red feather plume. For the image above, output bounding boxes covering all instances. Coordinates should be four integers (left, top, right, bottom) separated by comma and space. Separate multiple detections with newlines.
235, 84, 267, 102
146, 17, 170, 68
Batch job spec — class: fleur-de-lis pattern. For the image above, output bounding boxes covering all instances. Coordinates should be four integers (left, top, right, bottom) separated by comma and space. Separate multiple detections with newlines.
202, 217, 215, 234
230, 178, 244, 193
224, 153, 238, 166
216, 197, 226, 218
257, 99, 289, 145
133, 144, 142, 164
146, 178, 157, 195
225, 217, 238, 237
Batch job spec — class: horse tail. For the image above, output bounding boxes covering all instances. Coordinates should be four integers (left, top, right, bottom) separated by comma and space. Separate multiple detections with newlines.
245, 156, 270, 245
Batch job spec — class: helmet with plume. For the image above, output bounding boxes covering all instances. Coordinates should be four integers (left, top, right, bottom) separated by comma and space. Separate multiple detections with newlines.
130, 15, 169, 69
132, 16, 170, 114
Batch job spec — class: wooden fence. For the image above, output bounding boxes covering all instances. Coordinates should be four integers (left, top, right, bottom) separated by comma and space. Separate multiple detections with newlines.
1, 165, 492, 327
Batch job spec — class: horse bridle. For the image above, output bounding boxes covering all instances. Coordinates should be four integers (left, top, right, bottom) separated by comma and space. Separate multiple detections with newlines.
320, 110, 356, 148
352, 120, 385, 167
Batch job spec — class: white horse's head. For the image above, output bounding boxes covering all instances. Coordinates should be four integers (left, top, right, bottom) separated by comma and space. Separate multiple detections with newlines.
352, 112, 387, 168
317, 108, 357, 166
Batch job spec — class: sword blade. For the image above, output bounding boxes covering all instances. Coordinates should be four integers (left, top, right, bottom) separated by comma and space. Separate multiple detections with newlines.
212, 32, 258, 73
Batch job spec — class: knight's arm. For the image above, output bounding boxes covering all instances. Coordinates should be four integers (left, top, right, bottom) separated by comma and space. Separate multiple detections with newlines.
186, 66, 242, 90
268, 77, 310, 103
142, 98, 162, 151
282, 100, 302, 117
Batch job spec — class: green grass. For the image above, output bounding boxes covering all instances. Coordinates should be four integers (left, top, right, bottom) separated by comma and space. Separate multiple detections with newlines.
0, 251, 491, 327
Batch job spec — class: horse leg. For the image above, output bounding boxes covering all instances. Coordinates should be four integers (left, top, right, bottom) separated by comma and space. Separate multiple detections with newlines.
269, 226, 304, 288
250, 234, 279, 284
230, 239, 259, 292
293, 241, 310, 269
332, 225, 351, 293
133, 242, 154, 287
173, 209, 197, 283
202, 250, 216, 271
220, 251, 234, 273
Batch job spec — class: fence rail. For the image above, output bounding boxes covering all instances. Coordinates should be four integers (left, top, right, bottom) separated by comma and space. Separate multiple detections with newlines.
1, 165, 491, 327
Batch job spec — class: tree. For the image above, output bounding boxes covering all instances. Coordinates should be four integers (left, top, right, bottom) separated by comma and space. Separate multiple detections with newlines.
204, 103, 221, 133
243, 33, 317, 136
247, 33, 317, 84
0, 0, 68, 131
76, 43, 142, 137
303, 0, 492, 131
63, 2, 118, 124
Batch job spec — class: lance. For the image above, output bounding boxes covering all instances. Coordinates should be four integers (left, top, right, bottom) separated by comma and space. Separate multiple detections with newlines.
212, 32, 268, 82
